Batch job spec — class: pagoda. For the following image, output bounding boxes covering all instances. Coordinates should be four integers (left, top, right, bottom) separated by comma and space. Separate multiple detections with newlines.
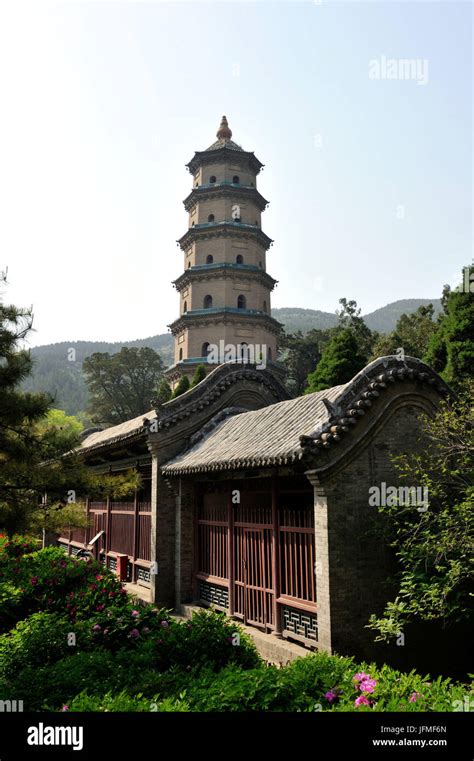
166, 116, 283, 388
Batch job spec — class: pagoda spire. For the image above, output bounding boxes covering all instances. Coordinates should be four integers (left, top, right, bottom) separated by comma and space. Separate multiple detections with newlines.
216, 115, 232, 141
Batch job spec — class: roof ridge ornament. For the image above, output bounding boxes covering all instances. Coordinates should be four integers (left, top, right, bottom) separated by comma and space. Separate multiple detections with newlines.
216, 115, 232, 141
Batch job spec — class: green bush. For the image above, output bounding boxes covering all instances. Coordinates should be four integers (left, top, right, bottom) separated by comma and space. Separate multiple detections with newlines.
0, 612, 94, 679
65, 690, 190, 713
181, 654, 473, 712
0, 534, 41, 558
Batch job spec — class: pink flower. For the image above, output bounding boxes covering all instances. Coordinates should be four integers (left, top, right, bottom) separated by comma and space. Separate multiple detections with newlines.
92, 624, 102, 632
131, 610, 140, 617
61, 705, 69, 712
160, 620, 169, 628
325, 691, 337, 702
96, 604, 105, 611
142, 627, 150, 634
95, 575, 103, 580
409, 692, 421, 703
129, 628, 140, 639
354, 695, 371, 707
359, 678, 377, 694
353, 672, 370, 684
30, 576, 38, 585
103, 629, 109, 635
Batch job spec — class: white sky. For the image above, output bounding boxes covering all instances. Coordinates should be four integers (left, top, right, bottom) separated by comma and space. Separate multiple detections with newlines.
0, 0, 471, 347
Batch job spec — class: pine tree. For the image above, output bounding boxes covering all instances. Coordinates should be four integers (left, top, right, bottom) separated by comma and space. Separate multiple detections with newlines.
0, 294, 138, 535
424, 267, 474, 390
191, 364, 207, 387
305, 328, 366, 393
172, 375, 190, 398
154, 378, 173, 404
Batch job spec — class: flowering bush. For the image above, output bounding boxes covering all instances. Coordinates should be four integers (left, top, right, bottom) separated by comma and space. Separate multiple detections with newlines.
0, 542, 471, 713
0, 534, 41, 559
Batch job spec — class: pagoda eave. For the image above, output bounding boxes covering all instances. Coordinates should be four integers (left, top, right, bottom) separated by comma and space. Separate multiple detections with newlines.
183, 184, 269, 213
168, 310, 283, 338
178, 223, 273, 252
186, 148, 264, 176
172, 265, 277, 292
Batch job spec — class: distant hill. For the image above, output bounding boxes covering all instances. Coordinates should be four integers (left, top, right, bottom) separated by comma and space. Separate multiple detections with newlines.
272, 299, 442, 335
23, 298, 441, 416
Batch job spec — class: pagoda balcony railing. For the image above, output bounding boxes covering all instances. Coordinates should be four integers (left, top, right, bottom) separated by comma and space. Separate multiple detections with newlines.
181, 306, 268, 318
190, 221, 260, 231
194, 181, 254, 190
189, 262, 262, 272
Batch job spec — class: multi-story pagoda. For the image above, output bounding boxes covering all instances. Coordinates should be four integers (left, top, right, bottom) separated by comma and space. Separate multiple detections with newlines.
166, 116, 283, 388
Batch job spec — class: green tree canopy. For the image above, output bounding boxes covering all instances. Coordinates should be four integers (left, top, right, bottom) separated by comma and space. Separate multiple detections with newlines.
0, 295, 138, 535
336, 298, 375, 361
83, 347, 165, 426
154, 378, 173, 405
173, 375, 190, 398
280, 329, 334, 397
191, 364, 207, 388
305, 328, 367, 393
370, 304, 439, 360
424, 267, 474, 391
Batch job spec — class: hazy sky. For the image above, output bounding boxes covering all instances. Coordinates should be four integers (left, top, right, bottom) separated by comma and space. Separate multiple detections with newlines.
0, 0, 471, 348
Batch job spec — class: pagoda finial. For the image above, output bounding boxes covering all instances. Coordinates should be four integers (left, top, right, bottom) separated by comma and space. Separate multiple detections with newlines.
216, 115, 232, 141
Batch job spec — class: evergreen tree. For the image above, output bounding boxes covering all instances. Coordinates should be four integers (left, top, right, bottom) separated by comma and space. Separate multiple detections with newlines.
172, 375, 190, 398
191, 364, 207, 387
154, 378, 173, 405
0, 294, 138, 535
305, 328, 366, 393
424, 267, 474, 390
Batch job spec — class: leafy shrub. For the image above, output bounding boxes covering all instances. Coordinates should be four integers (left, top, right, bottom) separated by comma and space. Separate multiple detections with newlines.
0, 547, 134, 631
139, 608, 260, 673
0, 612, 94, 679
65, 690, 190, 712
0, 534, 41, 559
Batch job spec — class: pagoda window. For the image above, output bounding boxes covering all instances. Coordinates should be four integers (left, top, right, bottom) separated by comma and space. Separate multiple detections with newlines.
206, 255, 213, 264
237, 294, 246, 309
259, 261, 262, 268
183, 301, 187, 313
188, 262, 191, 268
236, 254, 244, 264
204, 295, 213, 309
179, 348, 183, 361
232, 175, 239, 184
263, 300, 267, 312
208, 214, 215, 223
210, 176, 216, 183
202, 342, 210, 357
255, 220, 259, 226
268, 347, 272, 361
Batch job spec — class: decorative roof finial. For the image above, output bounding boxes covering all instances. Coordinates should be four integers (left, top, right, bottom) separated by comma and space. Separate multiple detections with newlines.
216, 115, 232, 141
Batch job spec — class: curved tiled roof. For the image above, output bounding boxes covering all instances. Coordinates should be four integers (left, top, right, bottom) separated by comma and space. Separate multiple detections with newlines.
161, 356, 451, 476
160, 384, 346, 475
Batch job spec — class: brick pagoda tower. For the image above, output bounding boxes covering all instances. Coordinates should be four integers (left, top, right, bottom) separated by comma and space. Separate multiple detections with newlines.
166, 116, 282, 388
